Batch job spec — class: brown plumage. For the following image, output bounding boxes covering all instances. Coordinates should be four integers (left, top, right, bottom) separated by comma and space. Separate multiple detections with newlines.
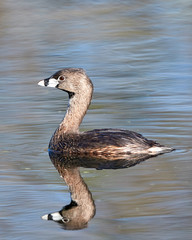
38, 68, 174, 159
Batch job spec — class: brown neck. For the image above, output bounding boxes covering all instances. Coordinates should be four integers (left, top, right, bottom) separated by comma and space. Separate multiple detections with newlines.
49, 153, 96, 229
58, 90, 92, 134
63, 168, 93, 205
57, 165, 95, 221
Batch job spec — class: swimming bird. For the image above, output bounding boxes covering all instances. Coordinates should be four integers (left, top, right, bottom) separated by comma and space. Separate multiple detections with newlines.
38, 68, 173, 158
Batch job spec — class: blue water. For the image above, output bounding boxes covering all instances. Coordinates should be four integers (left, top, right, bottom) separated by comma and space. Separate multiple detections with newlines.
0, 0, 192, 239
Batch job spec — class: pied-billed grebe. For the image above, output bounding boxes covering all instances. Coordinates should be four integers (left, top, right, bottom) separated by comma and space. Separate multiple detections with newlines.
38, 68, 173, 157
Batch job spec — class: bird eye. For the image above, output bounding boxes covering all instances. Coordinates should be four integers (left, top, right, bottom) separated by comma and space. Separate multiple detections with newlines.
58, 75, 65, 81
62, 217, 70, 223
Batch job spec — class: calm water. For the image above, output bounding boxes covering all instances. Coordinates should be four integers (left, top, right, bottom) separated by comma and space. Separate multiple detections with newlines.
0, 0, 192, 239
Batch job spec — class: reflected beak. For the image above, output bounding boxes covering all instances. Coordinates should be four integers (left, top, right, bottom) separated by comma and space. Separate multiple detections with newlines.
42, 212, 63, 221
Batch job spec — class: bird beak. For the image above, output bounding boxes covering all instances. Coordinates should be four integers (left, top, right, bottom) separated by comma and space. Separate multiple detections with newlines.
38, 79, 45, 86
38, 78, 59, 88
42, 212, 63, 221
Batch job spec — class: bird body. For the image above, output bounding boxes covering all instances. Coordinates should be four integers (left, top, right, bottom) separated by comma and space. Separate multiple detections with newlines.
38, 68, 173, 158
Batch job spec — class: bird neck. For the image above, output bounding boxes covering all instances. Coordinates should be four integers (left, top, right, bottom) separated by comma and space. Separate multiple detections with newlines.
56, 165, 95, 222
59, 91, 92, 134
63, 167, 94, 207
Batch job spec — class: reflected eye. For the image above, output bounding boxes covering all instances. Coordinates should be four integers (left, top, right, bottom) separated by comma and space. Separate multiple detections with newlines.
62, 217, 70, 223
58, 75, 65, 81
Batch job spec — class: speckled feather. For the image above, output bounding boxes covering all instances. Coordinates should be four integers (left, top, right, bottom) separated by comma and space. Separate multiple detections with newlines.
49, 128, 162, 156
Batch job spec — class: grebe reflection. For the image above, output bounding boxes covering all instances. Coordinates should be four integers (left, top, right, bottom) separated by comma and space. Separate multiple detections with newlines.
42, 151, 155, 230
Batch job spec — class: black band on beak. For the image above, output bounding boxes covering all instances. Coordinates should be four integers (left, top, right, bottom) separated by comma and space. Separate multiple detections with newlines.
44, 78, 50, 87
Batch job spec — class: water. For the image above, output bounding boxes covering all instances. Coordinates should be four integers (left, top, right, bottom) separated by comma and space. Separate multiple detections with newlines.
0, 0, 192, 239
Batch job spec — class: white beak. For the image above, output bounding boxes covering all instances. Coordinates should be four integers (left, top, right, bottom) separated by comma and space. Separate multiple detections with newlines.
41, 214, 49, 220
38, 78, 59, 88
41, 212, 63, 221
38, 80, 45, 86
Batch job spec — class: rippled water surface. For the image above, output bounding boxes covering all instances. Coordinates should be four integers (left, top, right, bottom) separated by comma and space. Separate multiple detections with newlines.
0, 0, 192, 239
